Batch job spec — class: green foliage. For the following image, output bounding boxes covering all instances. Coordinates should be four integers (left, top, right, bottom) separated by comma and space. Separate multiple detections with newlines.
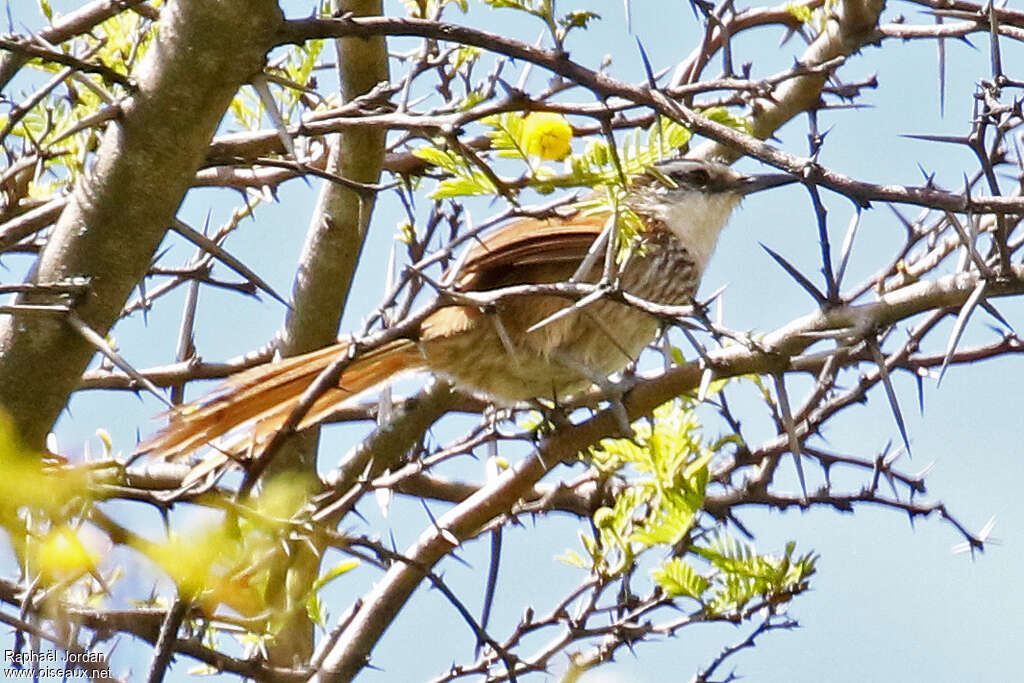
229, 89, 264, 131
450, 46, 482, 76
486, 111, 536, 161
479, 0, 597, 46
413, 107, 749, 281
702, 106, 754, 135
18, 1, 322, 166
785, 0, 841, 33
413, 105, 750, 202
416, 113, 694, 201
412, 145, 498, 197
402, 0, 469, 17
558, 10, 601, 36
785, 3, 814, 24
2, 3, 158, 197
396, 220, 417, 245
564, 116, 693, 185
310, 558, 361, 595
228, 40, 325, 132
696, 537, 817, 614
651, 557, 708, 599
0, 416, 92, 560
282, 40, 325, 112
447, 46, 489, 110
581, 399, 711, 576
0, 429, 344, 636
572, 185, 646, 258
479, 0, 553, 16
572, 398, 816, 619
480, 0, 540, 9
145, 474, 339, 629
307, 558, 360, 627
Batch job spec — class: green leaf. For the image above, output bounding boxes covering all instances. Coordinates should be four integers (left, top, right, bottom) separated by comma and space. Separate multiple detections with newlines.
648, 116, 693, 154
396, 221, 416, 245
483, 112, 528, 160
431, 173, 497, 199
458, 89, 488, 110
700, 107, 752, 134
310, 558, 360, 594
403, 0, 470, 16
576, 397, 817, 616
652, 558, 708, 598
480, 0, 534, 11
450, 46, 481, 73
557, 550, 589, 568
306, 593, 326, 628
412, 146, 463, 174
683, 449, 713, 483
694, 534, 818, 616
630, 498, 694, 546
558, 10, 600, 32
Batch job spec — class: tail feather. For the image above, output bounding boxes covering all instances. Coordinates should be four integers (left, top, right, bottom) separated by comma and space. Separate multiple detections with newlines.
136, 339, 423, 462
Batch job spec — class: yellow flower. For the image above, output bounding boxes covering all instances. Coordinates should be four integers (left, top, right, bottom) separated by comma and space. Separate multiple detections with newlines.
35, 525, 100, 582
522, 112, 573, 161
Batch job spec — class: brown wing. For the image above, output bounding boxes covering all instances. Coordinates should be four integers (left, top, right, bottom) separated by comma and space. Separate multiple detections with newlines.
453, 213, 608, 291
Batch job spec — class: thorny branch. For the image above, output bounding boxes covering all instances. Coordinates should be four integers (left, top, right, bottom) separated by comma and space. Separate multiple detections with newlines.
1, 0, 1023, 681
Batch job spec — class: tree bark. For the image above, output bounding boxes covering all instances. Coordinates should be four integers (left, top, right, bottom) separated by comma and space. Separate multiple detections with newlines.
264, 0, 389, 667
0, 0, 284, 447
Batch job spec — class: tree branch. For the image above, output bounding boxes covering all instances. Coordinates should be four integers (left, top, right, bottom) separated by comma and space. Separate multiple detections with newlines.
0, 0, 284, 447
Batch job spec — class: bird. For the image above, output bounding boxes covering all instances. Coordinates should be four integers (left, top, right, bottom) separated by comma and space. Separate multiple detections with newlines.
137, 158, 793, 462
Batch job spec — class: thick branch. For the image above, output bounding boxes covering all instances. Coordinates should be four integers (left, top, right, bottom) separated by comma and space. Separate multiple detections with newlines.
263, 0, 390, 667
697, 0, 887, 161
0, 0, 283, 447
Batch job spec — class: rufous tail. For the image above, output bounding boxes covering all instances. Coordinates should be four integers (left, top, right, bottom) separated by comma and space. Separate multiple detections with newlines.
136, 339, 423, 462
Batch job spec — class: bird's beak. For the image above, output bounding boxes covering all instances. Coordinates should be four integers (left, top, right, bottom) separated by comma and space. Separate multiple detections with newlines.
739, 172, 797, 195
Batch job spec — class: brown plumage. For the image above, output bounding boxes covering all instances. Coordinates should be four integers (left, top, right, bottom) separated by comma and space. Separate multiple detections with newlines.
139, 340, 422, 461
137, 160, 793, 463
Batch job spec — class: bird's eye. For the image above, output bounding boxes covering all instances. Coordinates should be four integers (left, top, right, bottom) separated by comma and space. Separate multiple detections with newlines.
684, 168, 711, 187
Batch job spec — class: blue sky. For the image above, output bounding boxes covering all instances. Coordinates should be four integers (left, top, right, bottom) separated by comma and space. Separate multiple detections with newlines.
3, 1, 1023, 681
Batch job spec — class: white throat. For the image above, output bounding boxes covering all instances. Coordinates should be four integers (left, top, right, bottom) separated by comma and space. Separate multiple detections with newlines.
652, 192, 741, 274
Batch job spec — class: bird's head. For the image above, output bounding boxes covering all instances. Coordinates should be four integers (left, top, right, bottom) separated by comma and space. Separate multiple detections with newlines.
628, 158, 794, 209
625, 158, 795, 272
